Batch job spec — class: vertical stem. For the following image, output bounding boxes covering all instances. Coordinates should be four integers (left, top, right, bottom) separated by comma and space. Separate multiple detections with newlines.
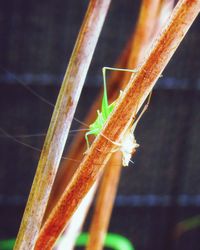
14, 1, 111, 249
86, 153, 122, 250
153, 0, 175, 37
122, 0, 161, 85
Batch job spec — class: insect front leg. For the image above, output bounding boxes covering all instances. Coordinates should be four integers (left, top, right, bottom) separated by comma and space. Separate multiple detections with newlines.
84, 128, 100, 154
85, 132, 91, 151
85, 130, 97, 151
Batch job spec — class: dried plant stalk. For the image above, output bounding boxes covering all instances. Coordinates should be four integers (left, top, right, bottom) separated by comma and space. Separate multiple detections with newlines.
55, 184, 97, 250
122, 0, 161, 85
35, 0, 200, 249
86, 0, 164, 249
86, 153, 122, 250
154, 0, 175, 37
14, 1, 111, 249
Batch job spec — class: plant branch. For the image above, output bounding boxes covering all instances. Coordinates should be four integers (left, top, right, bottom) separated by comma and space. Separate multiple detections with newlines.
122, 0, 161, 85
86, 153, 122, 250
55, 183, 97, 250
154, 0, 175, 37
14, 0, 111, 249
35, 0, 200, 248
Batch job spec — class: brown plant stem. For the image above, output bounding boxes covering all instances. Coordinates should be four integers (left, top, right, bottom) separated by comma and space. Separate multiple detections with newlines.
122, 0, 161, 85
86, 153, 122, 250
86, 0, 164, 249
154, 0, 175, 37
14, 1, 111, 249
35, 1, 200, 249
55, 183, 97, 250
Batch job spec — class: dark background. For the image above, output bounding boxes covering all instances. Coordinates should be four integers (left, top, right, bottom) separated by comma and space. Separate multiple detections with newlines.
0, 1, 200, 249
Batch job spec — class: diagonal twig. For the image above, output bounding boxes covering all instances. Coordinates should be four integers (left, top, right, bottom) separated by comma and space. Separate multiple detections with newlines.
86, 153, 122, 250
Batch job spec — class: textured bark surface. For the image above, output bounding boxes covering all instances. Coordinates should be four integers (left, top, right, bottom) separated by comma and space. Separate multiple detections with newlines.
14, 0, 111, 249
35, 0, 200, 249
86, 153, 122, 250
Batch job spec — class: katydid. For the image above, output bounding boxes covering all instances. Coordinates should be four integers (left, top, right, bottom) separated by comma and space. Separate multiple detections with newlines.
1, 67, 150, 166
85, 67, 151, 167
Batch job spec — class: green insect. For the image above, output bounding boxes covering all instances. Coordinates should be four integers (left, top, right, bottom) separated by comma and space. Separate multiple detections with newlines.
85, 66, 152, 166
85, 67, 151, 167
85, 67, 138, 150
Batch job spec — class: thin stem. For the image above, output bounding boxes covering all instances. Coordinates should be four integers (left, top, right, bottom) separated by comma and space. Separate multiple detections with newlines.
121, 0, 161, 85
35, 1, 200, 249
86, 152, 122, 250
55, 183, 98, 250
153, 0, 175, 38
14, 0, 111, 249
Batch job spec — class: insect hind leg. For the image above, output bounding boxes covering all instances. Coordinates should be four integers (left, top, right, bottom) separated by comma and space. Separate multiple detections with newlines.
102, 66, 138, 91
131, 91, 152, 133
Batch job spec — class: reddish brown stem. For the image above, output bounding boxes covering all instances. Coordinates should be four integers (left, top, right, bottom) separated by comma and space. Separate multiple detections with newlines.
122, 0, 161, 85
154, 0, 175, 37
14, 1, 111, 249
86, 153, 122, 250
35, 1, 200, 249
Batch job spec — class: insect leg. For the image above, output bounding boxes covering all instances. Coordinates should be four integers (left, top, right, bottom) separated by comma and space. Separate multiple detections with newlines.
102, 67, 138, 101
84, 128, 100, 152
96, 147, 118, 154
85, 131, 92, 150
131, 91, 152, 133
100, 132, 121, 147
101, 66, 139, 118
102, 66, 138, 76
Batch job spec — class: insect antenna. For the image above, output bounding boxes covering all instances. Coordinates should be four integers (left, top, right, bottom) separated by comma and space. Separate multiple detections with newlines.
0, 127, 42, 152
0, 67, 89, 128
0, 128, 89, 139
0, 126, 81, 163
